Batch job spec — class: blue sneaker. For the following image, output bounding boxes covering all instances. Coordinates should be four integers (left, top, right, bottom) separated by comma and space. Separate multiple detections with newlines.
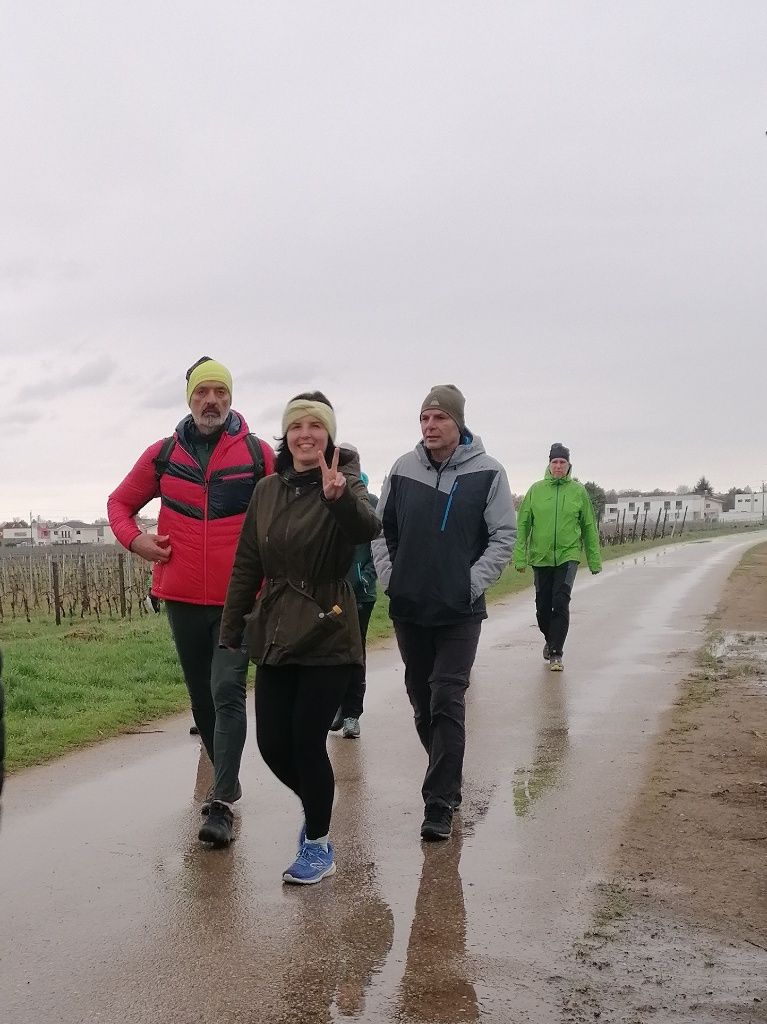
282, 841, 336, 885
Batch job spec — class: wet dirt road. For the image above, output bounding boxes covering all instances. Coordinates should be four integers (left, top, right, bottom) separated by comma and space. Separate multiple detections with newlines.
2, 532, 765, 1024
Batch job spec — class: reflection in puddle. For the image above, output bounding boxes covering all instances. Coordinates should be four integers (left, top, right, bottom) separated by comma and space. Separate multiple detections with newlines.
277, 739, 396, 1021
512, 676, 569, 817
276, 859, 395, 1022
398, 827, 479, 1023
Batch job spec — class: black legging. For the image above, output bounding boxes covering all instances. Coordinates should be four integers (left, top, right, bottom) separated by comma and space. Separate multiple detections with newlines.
255, 664, 353, 840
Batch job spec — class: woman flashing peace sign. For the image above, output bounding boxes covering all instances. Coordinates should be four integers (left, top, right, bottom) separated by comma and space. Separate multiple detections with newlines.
220, 391, 379, 885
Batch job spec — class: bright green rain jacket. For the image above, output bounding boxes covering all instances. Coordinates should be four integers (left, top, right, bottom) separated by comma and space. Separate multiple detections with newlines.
513, 467, 602, 572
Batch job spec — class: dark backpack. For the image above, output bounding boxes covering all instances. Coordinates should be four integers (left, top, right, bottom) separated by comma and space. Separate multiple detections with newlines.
154, 433, 265, 484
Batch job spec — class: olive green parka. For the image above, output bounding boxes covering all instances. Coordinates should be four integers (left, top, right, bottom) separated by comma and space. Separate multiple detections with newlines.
220, 449, 380, 666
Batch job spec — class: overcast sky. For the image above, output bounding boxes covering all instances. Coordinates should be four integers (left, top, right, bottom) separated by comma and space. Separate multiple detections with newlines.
1, 2, 765, 523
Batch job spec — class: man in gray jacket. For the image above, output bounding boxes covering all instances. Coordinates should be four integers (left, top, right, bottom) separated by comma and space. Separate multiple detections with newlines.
373, 385, 516, 840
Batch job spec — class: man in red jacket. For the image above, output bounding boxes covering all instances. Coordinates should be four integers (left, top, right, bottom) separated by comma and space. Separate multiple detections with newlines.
108, 357, 275, 847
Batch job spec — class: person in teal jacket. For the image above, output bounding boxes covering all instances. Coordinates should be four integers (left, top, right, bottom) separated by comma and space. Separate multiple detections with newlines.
330, 472, 378, 739
513, 443, 602, 671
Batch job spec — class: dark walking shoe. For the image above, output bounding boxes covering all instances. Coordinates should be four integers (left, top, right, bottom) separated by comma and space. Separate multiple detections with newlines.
549, 654, 564, 672
542, 643, 550, 660
201, 780, 242, 815
420, 805, 453, 841
189, 724, 199, 735
329, 708, 344, 732
451, 792, 462, 811
342, 717, 360, 738
198, 801, 234, 846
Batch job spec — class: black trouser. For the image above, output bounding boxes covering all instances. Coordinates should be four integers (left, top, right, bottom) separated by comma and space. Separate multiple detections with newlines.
393, 619, 482, 811
255, 664, 353, 840
165, 602, 249, 803
533, 562, 579, 656
340, 602, 374, 719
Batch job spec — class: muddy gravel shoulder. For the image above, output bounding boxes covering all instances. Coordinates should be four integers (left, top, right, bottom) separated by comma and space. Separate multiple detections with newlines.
560, 542, 767, 1024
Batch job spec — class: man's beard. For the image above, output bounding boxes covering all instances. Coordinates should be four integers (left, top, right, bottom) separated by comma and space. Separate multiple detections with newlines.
196, 409, 226, 435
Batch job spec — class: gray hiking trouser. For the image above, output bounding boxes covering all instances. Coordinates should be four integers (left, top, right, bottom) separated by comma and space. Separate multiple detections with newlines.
165, 601, 248, 803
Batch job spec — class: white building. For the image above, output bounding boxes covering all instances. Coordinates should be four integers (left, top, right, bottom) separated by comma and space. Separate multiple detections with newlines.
97, 524, 117, 544
55, 521, 99, 544
1, 521, 35, 545
720, 492, 766, 524
3, 518, 137, 546
602, 493, 723, 526
1, 521, 53, 545
730, 492, 766, 517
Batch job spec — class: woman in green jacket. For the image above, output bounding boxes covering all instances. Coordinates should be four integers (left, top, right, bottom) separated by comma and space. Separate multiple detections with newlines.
220, 391, 379, 885
513, 443, 601, 671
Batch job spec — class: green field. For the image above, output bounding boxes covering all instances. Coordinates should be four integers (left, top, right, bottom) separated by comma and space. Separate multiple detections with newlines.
1, 526, 762, 772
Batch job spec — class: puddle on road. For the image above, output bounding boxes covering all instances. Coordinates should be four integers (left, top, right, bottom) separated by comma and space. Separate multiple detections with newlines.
706, 631, 767, 692
512, 726, 569, 816
710, 630, 767, 659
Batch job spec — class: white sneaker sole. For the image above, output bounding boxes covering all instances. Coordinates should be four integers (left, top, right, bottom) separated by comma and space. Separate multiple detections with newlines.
282, 861, 337, 885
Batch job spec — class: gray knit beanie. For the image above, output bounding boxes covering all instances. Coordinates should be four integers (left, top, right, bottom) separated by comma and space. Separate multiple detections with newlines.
420, 384, 466, 432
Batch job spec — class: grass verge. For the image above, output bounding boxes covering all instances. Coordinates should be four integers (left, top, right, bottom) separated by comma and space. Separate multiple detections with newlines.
2, 616, 190, 771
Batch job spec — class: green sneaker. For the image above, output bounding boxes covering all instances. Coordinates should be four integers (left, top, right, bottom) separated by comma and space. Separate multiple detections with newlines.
549, 655, 564, 672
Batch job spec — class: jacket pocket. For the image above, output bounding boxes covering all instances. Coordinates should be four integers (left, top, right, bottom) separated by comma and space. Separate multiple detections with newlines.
288, 598, 345, 658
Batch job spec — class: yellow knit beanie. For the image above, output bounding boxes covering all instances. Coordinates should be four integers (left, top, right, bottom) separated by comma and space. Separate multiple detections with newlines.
185, 357, 232, 404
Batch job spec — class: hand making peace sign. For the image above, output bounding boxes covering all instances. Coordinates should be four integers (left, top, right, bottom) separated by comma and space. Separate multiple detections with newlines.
319, 447, 347, 502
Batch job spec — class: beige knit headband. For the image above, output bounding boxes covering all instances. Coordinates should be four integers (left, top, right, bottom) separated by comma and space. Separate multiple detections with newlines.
281, 399, 337, 441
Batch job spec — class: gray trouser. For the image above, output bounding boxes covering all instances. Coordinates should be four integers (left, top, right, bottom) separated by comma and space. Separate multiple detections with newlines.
165, 601, 248, 803
394, 619, 482, 811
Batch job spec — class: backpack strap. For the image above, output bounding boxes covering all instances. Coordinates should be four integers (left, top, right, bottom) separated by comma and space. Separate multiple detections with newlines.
154, 432, 264, 484
153, 436, 176, 483
244, 433, 265, 481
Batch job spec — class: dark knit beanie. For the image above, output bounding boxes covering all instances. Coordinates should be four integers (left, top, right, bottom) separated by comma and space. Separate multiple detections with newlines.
549, 442, 570, 462
421, 384, 466, 431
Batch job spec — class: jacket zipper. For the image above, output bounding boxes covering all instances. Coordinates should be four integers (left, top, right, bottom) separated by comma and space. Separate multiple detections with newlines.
433, 454, 458, 532
553, 480, 560, 567
177, 434, 214, 604
440, 479, 459, 532
202, 443, 223, 606
266, 483, 301, 654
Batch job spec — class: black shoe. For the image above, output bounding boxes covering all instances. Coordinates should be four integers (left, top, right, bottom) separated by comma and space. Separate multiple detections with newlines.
329, 708, 344, 732
199, 801, 234, 846
201, 780, 242, 815
420, 804, 453, 841
342, 717, 361, 738
451, 793, 462, 811
189, 724, 199, 735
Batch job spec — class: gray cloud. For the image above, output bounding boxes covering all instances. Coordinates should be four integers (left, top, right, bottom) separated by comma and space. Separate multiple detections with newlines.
238, 364, 323, 388
17, 355, 116, 401
259, 402, 289, 423
0, 258, 84, 289
0, 409, 44, 435
140, 379, 183, 410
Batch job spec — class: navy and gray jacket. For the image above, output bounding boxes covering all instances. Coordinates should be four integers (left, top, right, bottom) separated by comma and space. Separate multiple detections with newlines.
372, 434, 516, 626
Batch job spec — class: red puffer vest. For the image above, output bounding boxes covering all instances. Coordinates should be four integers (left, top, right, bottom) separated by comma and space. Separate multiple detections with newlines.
108, 412, 275, 606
